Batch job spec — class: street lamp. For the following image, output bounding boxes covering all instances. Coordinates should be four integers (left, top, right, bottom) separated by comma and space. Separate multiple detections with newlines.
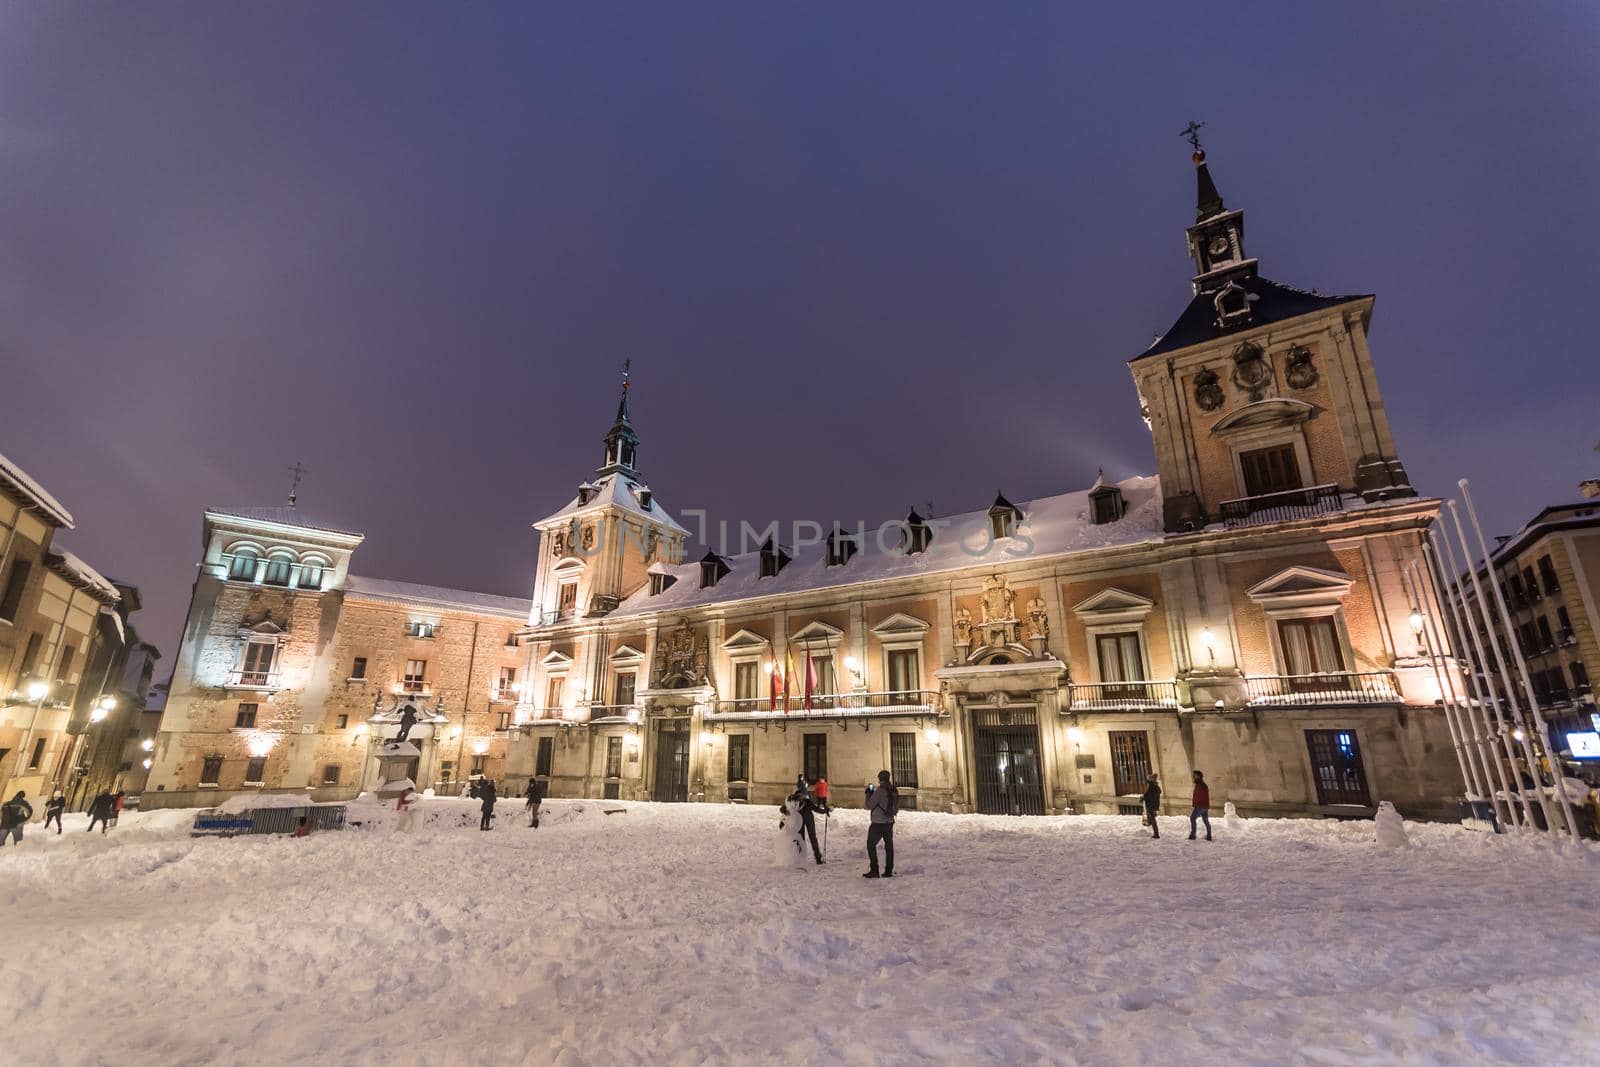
25, 680, 49, 704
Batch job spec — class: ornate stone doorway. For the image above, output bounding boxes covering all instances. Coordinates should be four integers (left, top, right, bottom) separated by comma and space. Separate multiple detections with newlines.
971, 706, 1045, 815
652, 719, 690, 802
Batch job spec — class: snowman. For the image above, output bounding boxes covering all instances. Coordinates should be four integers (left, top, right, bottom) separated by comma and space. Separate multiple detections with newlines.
774, 800, 809, 868
1223, 801, 1244, 832
1374, 800, 1410, 848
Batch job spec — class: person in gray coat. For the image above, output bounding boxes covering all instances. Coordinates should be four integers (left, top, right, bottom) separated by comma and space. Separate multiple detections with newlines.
864, 770, 897, 878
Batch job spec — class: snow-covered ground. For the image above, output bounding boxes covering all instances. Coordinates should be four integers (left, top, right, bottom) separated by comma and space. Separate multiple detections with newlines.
3, 799, 1598, 1066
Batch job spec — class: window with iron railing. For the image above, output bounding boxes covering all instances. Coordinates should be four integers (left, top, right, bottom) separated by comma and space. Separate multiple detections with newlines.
200, 756, 223, 786
244, 757, 266, 785
403, 659, 427, 693
1538, 555, 1561, 594
890, 732, 918, 788
726, 733, 750, 783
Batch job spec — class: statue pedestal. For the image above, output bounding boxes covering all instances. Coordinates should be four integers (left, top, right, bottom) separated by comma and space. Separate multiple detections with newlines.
372, 740, 421, 799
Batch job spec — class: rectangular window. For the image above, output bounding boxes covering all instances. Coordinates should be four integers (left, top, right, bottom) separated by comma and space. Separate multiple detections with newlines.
351, 657, 367, 680
470, 754, 487, 776
1536, 616, 1555, 651
605, 735, 623, 778
734, 661, 759, 702
890, 732, 918, 788
234, 703, 258, 728
813, 655, 837, 705
1523, 566, 1540, 600
1095, 632, 1145, 686
496, 711, 511, 731
336, 714, 348, 729
1239, 444, 1303, 497
439, 760, 455, 784
321, 764, 341, 785
1557, 606, 1574, 643
200, 756, 223, 786
1305, 729, 1371, 807
726, 734, 751, 782
0, 560, 30, 621
1109, 730, 1153, 797
403, 659, 427, 693
535, 737, 554, 778
18, 632, 42, 677
613, 671, 636, 707
241, 642, 276, 684
244, 756, 266, 785
1572, 661, 1590, 691
886, 649, 921, 696
557, 582, 578, 614
545, 675, 565, 709
498, 666, 518, 698
27, 736, 46, 770
1277, 617, 1345, 675
1538, 555, 1561, 594
55, 644, 75, 684
803, 733, 827, 784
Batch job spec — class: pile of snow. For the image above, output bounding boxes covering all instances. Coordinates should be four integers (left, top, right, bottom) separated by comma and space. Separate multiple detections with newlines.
0, 802, 1596, 1065
212, 792, 318, 814
1374, 800, 1410, 848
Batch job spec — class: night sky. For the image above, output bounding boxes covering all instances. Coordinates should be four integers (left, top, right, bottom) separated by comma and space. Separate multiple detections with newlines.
3, 4, 1597, 661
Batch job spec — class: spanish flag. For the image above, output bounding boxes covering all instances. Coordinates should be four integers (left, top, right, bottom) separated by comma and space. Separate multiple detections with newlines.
784, 646, 797, 713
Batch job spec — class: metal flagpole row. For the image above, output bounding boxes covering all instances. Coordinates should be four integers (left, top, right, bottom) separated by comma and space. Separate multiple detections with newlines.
1444, 502, 1561, 832
1458, 481, 1580, 837
1423, 535, 1524, 831
1402, 559, 1480, 808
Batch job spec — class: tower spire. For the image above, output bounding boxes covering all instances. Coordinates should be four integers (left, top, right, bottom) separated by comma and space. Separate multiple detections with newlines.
597, 360, 641, 477
1180, 125, 1255, 300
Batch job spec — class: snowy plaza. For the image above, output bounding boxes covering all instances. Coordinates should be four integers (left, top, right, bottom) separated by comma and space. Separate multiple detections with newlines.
3, 800, 1598, 1066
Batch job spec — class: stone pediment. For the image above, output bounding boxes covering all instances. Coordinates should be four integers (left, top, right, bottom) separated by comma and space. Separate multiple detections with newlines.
540, 649, 575, 668
720, 629, 770, 652
1210, 397, 1316, 436
791, 620, 844, 646
871, 613, 930, 638
609, 644, 645, 663
1072, 588, 1156, 624
1247, 566, 1353, 609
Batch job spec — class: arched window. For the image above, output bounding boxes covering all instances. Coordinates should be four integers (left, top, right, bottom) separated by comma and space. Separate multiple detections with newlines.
228, 548, 260, 581
263, 553, 294, 587
298, 557, 326, 591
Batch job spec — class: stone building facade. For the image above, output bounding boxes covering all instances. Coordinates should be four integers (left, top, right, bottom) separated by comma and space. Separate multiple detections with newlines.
147, 149, 1466, 819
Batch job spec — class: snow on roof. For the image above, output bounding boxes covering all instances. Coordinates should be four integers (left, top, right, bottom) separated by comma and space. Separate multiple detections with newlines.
610, 475, 1163, 618
0, 448, 74, 528
345, 574, 531, 619
1133, 276, 1368, 362
46, 547, 121, 604
536, 472, 688, 535
206, 506, 364, 539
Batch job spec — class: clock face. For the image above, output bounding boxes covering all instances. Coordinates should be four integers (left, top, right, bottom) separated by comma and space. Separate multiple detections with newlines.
1208, 235, 1230, 257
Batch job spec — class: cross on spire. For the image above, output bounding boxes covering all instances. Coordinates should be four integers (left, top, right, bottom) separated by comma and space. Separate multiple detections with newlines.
1180, 120, 1206, 153
287, 461, 308, 507
622, 357, 631, 391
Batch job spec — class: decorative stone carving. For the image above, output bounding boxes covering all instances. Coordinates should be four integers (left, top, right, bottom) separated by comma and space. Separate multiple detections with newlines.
652, 618, 708, 688
1284, 344, 1318, 390
953, 607, 972, 647
1230, 341, 1271, 402
976, 574, 1021, 649
1025, 597, 1049, 641
644, 527, 661, 561
580, 523, 597, 551
1193, 368, 1224, 412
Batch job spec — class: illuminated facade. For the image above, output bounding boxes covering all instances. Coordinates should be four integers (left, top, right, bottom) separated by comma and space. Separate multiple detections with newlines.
147, 151, 1466, 818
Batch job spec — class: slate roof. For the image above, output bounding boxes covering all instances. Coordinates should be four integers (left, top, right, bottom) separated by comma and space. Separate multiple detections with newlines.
536, 472, 688, 534
345, 575, 532, 620
1133, 275, 1369, 362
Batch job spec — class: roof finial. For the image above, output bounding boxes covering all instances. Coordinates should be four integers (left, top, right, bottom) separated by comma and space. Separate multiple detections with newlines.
1181, 120, 1206, 162
622, 357, 631, 393
287, 461, 308, 508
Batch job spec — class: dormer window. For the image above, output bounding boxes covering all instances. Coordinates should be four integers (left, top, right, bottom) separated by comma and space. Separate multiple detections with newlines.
988, 493, 1023, 540
904, 511, 932, 555
636, 485, 652, 509
576, 482, 597, 505
699, 551, 730, 589
650, 571, 676, 596
758, 538, 791, 579
826, 528, 859, 567
1213, 282, 1252, 329
406, 621, 437, 639
1089, 475, 1125, 525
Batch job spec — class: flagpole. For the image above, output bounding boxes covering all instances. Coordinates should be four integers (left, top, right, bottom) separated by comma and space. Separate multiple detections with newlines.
1405, 559, 1483, 806
1458, 482, 1579, 837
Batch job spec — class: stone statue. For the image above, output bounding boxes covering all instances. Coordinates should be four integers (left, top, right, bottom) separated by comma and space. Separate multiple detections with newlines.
394, 704, 418, 744
953, 607, 972, 646
980, 574, 1016, 624
1025, 597, 1049, 641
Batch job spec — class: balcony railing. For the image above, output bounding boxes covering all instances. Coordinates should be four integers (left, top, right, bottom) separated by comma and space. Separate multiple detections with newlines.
1068, 680, 1184, 711
1244, 671, 1400, 706
707, 690, 940, 719
533, 608, 576, 627
225, 670, 281, 690
1219, 483, 1343, 529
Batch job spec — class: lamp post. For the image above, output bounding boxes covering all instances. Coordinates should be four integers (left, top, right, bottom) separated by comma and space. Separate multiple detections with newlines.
6, 679, 52, 798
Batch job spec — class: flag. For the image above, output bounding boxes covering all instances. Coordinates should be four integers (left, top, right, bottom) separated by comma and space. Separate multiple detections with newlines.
768, 661, 780, 710
804, 648, 816, 711
784, 646, 797, 713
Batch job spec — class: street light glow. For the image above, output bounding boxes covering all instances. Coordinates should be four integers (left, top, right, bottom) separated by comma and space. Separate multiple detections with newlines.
26, 680, 49, 702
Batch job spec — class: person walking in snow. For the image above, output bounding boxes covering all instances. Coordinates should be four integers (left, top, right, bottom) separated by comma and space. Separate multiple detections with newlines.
43, 791, 65, 834
0, 791, 32, 846
524, 778, 545, 828
1189, 770, 1212, 841
479, 778, 497, 831
864, 770, 897, 878
1142, 773, 1162, 839
110, 791, 126, 827
86, 791, 114, 835
787, 779, 825, 864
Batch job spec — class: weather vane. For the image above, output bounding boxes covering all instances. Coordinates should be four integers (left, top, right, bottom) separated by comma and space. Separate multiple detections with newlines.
1180, 120, 1206, 152
287, 461, 308, 507
622, 357, 631, 392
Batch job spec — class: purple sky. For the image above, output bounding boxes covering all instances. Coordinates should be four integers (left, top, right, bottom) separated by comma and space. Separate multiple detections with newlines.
3, 4, 1597, 660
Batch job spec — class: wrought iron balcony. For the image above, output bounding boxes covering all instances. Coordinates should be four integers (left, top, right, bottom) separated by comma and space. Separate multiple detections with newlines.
1243, 671, 1401, 706
533, 608, 575, 627
225, 669, 281, 691
584, 704, 642, 723
1068, 680, 1184, 712
707, 690, 940, 719
1219, 483, 1343, 529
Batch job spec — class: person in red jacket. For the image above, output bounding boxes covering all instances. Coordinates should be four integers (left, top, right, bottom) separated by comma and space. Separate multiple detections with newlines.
1189, 770, 1212, 841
